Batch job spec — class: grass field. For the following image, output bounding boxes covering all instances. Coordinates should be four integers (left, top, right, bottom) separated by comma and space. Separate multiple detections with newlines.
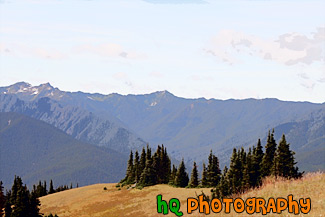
40, 172, 324, 217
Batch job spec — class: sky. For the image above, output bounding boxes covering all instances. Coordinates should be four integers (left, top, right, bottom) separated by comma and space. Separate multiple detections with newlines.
0, 0, 324, 103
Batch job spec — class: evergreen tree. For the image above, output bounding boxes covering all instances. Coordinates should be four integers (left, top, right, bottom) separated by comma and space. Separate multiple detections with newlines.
29, 190, 41, 217
134, 150, 140, 182
255, 139, 264, 163
139, 147, 146, 173
273, 134, 302, 178
159, 145, 171, 184
200, 163, 208, 187
212, 166, 230, 198
43, 180, 47, 196
206, 150, 221, 187
4, 191, 12, 217
168, 165, 177, 186
12, 185, 30, 217
49, 180, 55, 194
189, 162, 199, 188
251, 139, 264, 187
139, 156, 156, 187
152, 152, 161, 183
139, 145, 157, 186
146, 144, 152, 162
228, 148, 243, 194
175, 159, 189, 187
11, 176, 23, 204
261, 130, 277, 177
242, 148, 253, 190
34, 180, 47, 198
239, 147, 247, 166
125, 151, 135, 184
7, 177, 42, 217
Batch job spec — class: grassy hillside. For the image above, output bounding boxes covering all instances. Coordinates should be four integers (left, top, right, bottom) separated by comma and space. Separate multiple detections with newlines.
40, 172, 324, 217
0, 112, 127, 189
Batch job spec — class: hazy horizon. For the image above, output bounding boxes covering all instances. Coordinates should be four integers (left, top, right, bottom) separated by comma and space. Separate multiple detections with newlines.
2, 81, 324, 103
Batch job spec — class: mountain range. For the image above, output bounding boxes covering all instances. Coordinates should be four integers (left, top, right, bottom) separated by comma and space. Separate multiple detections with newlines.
0, 82, 324, 186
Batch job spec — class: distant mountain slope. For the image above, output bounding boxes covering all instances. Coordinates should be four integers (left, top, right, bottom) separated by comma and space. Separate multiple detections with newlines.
0, 112, 128, 189
0, 94, 146, 154
272, 109, 325, 172
1, 82, 324, 170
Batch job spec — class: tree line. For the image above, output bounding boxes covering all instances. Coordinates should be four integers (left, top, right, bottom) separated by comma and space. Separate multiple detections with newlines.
121, 130, 302, 197
0, 176, 75, 217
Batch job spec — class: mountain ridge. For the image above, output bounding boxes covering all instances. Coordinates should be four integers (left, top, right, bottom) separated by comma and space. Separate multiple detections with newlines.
1, 82, 324, 170
0, 94, 146, 154
2, 81, 324, 103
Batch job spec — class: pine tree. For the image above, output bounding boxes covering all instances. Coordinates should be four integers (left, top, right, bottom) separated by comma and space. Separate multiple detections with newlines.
152, 152, 161, 183
139, 145, 157, 186
189, 162, 199, 188
251, 139, 264, 187
169, 165, 177, 186
175, 159, 189, 187
146, 144, 152, 161
160, 145, 171, 184
261, 130, 277, 177
7, 177, 41, 217
242, 148, 253, 190
206, 150, 221, 187
139, 156, 156, 187
49, 180, 55, 194
125, 150, 135, 184
228, 148, 243, 194
134, 150, 140, 182
11, 176, 23, 204
12, 185, 29, 217
273, 134, 302, 178
35, 180, 47, 198
43, 180, 47, 196
200, 163, 208, 187
212, 166, 230, 198
4, 190, 12, 217
29, 190, 41, 217
139, 147, 146, 173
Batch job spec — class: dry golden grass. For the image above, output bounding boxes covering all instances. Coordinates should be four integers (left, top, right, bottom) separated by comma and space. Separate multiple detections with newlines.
40, 172, 324, 217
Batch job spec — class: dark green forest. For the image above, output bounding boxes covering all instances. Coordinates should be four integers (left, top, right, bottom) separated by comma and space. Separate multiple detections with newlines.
121, 130, 302, 198
0, 177, 73, 217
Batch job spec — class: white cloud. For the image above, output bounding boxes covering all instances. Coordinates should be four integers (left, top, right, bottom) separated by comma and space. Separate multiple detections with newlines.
205, 27, 325, 66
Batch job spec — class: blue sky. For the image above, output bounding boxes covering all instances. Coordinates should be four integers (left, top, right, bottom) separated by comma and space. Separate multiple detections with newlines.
0, 0, 324, 102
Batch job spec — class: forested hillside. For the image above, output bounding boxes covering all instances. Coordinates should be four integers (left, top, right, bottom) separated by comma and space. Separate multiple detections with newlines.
0, 112, 127, 189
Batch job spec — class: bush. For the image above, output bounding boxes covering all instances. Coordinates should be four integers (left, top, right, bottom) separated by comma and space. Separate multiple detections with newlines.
136, 185, 144, 190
